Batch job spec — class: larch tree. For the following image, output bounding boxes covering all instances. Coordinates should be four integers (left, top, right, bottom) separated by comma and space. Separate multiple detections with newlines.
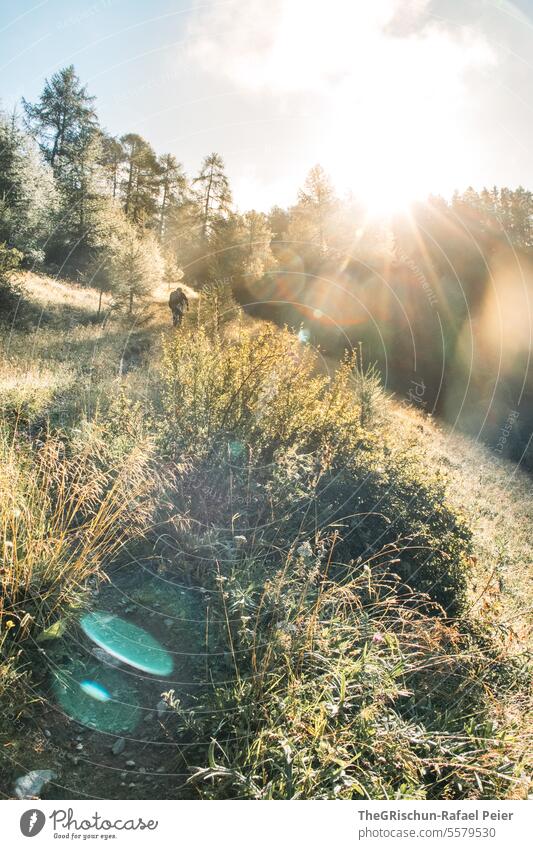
120, 133, 160, 226
238, 210, 275, 281
0, 110, 57, 263
294, 164, 337, 254
110, 223, 164, 314
22, 65, 97, 174
99, 134, 125, 200
157, 153, 187, 240
193, 153, 232, 240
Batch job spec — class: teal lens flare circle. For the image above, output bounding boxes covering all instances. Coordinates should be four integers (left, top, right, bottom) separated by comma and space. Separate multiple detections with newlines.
80, 612, 174, 676
53, 661, 140, 733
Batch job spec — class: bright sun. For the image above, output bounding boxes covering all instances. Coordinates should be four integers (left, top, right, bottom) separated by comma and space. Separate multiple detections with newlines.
361, 180, 417, 217
327, 126, 456, 218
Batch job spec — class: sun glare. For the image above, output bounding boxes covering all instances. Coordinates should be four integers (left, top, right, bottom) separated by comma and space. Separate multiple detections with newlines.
361, 182, 416, 217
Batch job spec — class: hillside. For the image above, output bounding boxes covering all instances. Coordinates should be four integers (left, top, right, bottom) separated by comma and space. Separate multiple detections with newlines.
0, 272, 531, 801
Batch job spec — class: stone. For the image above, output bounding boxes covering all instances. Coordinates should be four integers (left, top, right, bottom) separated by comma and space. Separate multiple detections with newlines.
111, 737, 125, 756
125, 760, 135, 768
14, 770, 56, 799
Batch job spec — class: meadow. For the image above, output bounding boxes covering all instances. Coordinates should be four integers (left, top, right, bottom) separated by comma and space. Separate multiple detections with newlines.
0, 270, 531, 800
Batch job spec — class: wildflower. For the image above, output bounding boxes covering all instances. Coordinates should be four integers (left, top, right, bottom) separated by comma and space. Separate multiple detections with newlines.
372, 632, 385, 645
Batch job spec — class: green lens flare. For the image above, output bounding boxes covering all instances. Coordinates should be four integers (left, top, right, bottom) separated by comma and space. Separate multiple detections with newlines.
79, 679, 111, 702
80, 612, 173, 676
53, 661, 140, 733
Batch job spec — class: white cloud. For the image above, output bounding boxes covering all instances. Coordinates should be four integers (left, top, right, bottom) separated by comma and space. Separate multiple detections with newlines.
185, 0, 498, 204
186, 0, 494, 96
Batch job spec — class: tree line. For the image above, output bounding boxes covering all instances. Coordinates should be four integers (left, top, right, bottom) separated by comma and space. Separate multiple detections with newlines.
2, 64, 532, 316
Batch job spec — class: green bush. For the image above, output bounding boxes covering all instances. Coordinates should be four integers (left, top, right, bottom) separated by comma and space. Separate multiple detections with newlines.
158, 321, 471, 613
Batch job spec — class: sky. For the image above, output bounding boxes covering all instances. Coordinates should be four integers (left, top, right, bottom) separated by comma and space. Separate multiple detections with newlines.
0, 0, 532, 211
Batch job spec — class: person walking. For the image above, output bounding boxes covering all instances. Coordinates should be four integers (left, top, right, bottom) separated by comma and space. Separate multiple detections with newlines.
168, 287, 189, 327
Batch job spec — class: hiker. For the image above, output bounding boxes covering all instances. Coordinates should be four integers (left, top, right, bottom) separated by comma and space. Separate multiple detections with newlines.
168, 287, 189, 327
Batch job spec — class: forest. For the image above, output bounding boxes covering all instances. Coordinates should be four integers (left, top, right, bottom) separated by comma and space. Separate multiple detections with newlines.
0, 65, 531, 801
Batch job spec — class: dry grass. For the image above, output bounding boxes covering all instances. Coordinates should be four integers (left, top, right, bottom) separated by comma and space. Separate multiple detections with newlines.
393, 405, 533, 651
20, 271, 111, 314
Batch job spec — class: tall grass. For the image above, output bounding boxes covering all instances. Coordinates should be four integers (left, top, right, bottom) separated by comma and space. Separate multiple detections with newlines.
0, 423, 153, 721
177, 561, 525, 799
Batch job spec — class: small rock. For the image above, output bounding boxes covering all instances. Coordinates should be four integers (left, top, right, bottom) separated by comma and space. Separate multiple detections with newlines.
138, 767, 146, 774
125, 760, 135, 768
111, 737, 125, 756
156, 766, 165, 773
234, 535, 247, 548
14, 769, 56, 799
75, 735, 83, 742
75, 743, 83, 751
156, 700, 167, 719
43, 729, 51, 739
128, 782, 136, 788
120, 772, 126, 779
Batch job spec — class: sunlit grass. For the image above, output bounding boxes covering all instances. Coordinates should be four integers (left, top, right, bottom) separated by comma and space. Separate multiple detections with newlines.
0, 271, 530, 800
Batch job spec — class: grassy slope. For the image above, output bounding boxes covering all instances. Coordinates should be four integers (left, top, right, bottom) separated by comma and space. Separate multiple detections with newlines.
393, 406, 532, 652
1, 271, 531, 798
5, 271, 531, 645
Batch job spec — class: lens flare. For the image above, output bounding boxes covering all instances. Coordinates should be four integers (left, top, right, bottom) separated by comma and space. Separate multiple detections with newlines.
79, 679, 111, 702
80, 612, 173, 676
53, 661, 140, 733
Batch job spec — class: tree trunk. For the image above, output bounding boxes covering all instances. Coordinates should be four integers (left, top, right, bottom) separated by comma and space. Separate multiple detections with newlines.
159, 175, 169, 238
125, 154, 135, 216
203, 171, 213, 239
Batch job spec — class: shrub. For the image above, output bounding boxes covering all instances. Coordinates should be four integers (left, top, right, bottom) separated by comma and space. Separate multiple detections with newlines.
0, 242, 23, 321
158, 320, 471, 612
